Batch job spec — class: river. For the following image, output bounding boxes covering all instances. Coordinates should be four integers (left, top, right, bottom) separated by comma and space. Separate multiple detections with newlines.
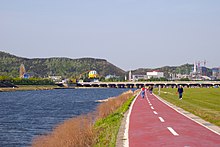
0, 88, 134, 147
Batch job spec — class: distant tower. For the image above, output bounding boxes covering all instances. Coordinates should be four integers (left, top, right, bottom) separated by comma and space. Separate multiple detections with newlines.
129, 70, 132, 81
193, 61, 197, 73
19, 64, 26, 78
124, 75, 127, 81
204, 60, 207, 67
203, 60, 207, 76
197, 61, 201, 73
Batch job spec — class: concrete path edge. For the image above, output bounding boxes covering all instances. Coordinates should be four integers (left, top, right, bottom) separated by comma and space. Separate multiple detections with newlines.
116, 93, 139, 147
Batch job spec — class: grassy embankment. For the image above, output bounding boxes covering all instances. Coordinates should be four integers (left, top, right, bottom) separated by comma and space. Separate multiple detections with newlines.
32, 90, 137, 147
94, 91, 135, 146
154, 88, 220, 126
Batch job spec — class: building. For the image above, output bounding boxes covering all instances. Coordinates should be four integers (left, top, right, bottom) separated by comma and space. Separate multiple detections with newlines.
176, 74, 190, 80
146, 71, 164, 79
212, 68, 220, 80
132, 75, 147, 81
48, 76, 62, 82
89, 70, 98, 78
105, 74, 120, 80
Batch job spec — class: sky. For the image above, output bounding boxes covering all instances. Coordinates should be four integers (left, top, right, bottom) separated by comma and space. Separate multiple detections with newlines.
1, 0, 220, 71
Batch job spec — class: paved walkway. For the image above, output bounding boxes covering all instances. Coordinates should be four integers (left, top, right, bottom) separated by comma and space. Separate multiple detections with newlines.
127, 91, 220, 147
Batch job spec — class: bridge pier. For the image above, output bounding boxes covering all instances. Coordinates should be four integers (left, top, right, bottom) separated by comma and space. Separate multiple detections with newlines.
126, 84, 134, 88
108, 84, 116, 88
136, 84, 144, 89
100, 84, 108, 88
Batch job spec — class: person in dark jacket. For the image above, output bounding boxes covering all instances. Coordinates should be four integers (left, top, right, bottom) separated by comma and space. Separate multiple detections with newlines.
177, 85, 184, 100
149, 85, 153, 95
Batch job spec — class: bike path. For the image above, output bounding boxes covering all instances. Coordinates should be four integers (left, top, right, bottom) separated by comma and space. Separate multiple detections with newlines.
128, 91, 220, 147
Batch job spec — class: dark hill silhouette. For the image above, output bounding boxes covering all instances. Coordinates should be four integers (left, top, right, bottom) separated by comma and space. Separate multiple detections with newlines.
0, 51, 212, 79
0, 51, 125, 78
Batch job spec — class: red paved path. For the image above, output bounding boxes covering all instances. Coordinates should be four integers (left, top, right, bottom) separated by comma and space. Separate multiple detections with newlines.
129, 91, 220, 147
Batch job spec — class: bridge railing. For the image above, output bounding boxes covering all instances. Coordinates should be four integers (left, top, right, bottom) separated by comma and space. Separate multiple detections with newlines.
77, 81, 220, 88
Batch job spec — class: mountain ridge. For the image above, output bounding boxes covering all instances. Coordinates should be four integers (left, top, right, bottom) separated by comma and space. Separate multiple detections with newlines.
0, 51, 125, 78
0, 51, 212, 79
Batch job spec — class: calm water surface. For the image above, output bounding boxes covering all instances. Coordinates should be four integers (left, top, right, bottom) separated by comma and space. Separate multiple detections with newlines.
0, 88, 134, 147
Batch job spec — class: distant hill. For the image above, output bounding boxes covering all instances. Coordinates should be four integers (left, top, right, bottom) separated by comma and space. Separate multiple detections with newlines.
128, 64, 194, 77
154, 64, 194, 77
128, 64, 212, 78
0, 51, 125, 78
0, 51, 212, 79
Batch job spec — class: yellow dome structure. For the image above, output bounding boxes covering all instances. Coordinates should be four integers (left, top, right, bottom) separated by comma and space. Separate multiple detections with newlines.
89, 70, 98, 78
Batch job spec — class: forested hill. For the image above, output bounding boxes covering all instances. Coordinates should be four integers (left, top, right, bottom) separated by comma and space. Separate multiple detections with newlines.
130, 64, 212, 78
0, 51, 125, 78
1, 51, 212, 79
130, 64, 194, 78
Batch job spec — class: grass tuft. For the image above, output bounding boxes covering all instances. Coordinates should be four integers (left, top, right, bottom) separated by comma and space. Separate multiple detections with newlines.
32, 114, 96, 147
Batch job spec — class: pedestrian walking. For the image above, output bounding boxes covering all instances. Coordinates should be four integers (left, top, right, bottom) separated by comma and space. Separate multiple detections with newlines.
141, 86, 145, 98
177, 85, 184, 100
149, 85, 153, 95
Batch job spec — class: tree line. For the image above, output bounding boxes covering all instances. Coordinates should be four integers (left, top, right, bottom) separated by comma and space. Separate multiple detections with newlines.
0, 76, 54, 85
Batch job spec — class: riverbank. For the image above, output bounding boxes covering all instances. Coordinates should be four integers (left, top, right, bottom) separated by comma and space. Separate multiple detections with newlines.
0, 85, 121, 92
32, 90, 138, 147
0, 85, 61, 92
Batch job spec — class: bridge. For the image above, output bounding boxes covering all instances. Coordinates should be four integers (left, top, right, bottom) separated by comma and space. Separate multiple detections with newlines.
77, 81, 220, 88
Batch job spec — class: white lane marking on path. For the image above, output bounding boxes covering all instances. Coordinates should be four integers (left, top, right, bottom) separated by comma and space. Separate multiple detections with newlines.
151, 106, 154, 110
153, 111, 158, 115
149, 103, 152, 106
167, 127, 179, 136
153, 94, 220, 135
159, 117, 165, 122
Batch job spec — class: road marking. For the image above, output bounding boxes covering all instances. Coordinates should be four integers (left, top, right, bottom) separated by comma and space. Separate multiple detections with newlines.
151, 106, 154, 109
154, 94, 220, 136
167, 127, 179, 136
158, 117, 165, 122
153, 111, 158, 115
149, 103, 152, 106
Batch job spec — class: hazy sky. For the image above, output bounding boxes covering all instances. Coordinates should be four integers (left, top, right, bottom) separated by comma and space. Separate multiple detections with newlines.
1, 0, 220, 70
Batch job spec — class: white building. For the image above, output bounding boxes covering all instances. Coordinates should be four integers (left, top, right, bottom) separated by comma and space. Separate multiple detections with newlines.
48, 76, 62, 82
146, 71, 164, 79
132, 75, 147, 81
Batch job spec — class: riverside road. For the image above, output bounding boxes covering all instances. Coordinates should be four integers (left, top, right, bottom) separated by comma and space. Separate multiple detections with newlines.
127, 91, 220, 147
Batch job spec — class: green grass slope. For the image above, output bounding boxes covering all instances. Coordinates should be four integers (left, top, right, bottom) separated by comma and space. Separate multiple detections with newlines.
154, 88, 220, 126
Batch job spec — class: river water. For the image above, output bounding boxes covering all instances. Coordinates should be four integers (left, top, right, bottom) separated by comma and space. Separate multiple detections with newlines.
0, 88, 134, 147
